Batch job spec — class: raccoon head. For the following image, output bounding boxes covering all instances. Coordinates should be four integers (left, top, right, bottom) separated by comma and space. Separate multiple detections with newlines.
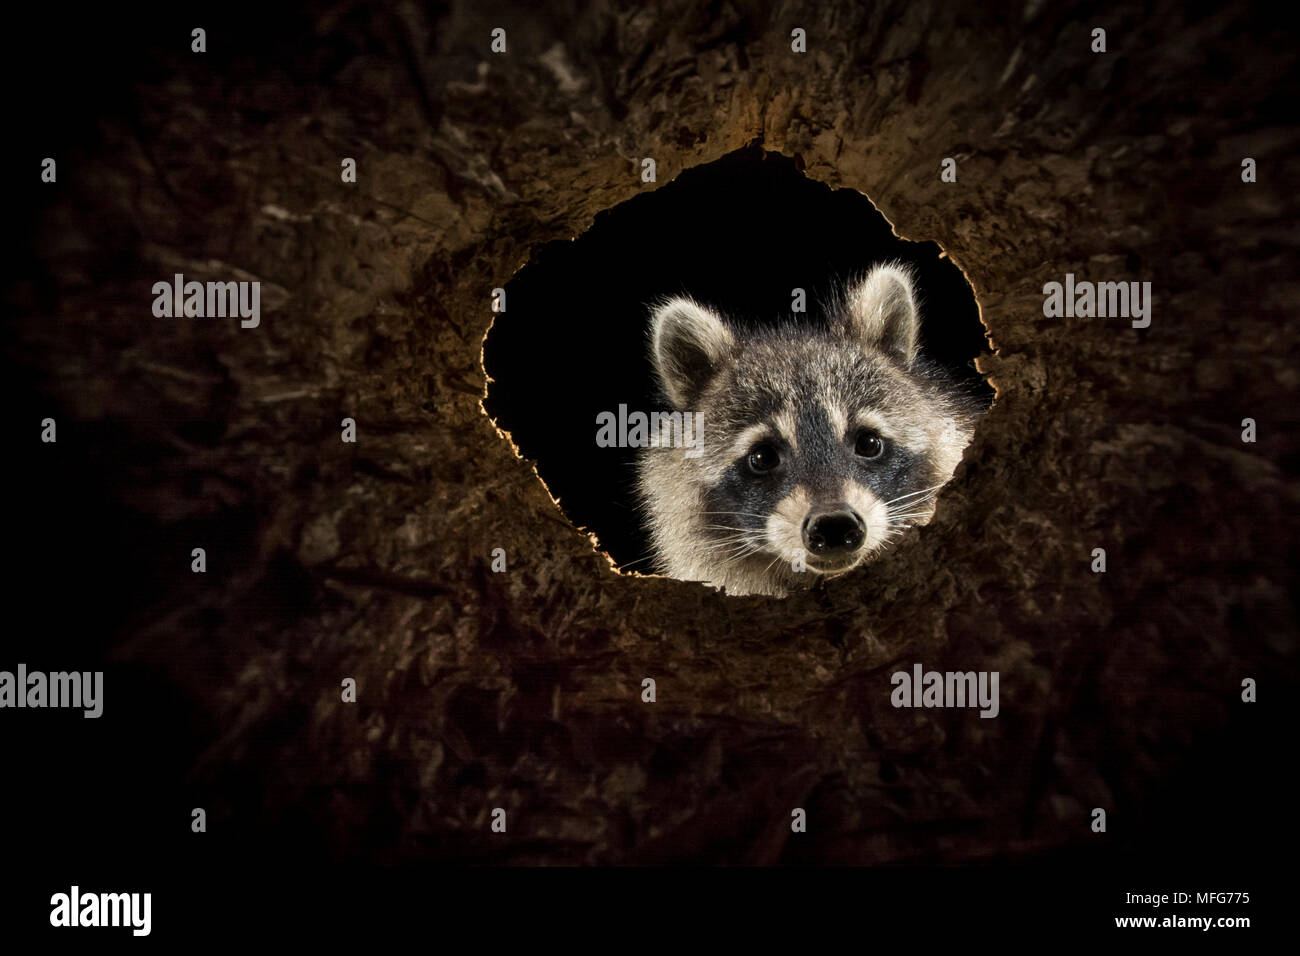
638, 263, 978, 596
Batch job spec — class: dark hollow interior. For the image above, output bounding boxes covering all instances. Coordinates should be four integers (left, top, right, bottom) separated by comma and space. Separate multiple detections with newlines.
484, 147, 994, 569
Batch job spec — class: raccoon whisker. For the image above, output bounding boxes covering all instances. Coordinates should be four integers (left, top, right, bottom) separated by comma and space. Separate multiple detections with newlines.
882, 484, 946, 507
714, 547, 765, 569
707, 533, 763, 552
886, 498, 938, 516
900, 481, 947, 499
716, 543, 761, 560
615, 554, 659, 572
698, 511, 773, 519
716, 537, 760, 551
886, 502, 937, 514
701, 527, 766, 545
714, 532, 762, 547
703, 531, 762, 546
712, 542, 761, 556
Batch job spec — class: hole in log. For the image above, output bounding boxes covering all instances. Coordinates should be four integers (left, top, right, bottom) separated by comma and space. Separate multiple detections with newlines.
484, 145, 992, 593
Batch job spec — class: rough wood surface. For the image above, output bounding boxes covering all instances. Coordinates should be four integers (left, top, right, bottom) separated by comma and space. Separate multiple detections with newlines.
9, 0, 1296, 865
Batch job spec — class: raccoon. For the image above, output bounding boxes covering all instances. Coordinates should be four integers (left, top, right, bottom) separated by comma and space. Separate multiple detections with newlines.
636, 263, 984, 597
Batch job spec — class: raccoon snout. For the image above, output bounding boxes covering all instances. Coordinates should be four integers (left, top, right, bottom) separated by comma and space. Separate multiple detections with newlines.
802, 510, 866, 557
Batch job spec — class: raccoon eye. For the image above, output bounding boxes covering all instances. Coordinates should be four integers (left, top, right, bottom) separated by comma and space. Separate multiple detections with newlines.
746, 443, 781, 475
855, 430, 886, 459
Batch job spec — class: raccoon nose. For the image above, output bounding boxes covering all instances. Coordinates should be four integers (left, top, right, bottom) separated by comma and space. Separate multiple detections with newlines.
803, 510, 865, 557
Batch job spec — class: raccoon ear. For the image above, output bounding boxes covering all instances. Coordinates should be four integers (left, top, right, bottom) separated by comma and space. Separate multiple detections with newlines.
842, 263, 920, 365
649, 297, 734, 409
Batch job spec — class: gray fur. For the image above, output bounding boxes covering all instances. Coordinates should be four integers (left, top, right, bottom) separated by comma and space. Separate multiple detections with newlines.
637, 263, 984, 597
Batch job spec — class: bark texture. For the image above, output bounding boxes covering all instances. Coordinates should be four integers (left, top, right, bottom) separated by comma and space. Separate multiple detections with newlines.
9, 0, 1297, 864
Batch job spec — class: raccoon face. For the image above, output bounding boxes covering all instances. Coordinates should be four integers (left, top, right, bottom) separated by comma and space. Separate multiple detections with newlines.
639, 263, 977, 595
